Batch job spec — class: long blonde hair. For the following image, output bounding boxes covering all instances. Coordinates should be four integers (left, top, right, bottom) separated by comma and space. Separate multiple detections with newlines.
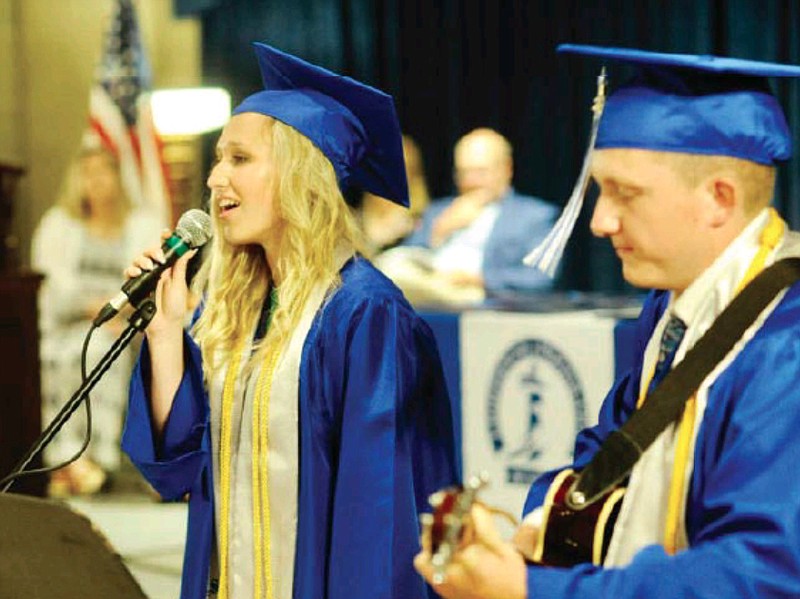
192, 116, 368, 377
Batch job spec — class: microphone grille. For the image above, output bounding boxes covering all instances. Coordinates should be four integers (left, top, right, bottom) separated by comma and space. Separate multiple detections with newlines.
176, 209, 213, 248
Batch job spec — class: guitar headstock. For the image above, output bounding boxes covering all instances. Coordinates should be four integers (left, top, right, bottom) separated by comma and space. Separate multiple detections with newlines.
420, 472, 489, 584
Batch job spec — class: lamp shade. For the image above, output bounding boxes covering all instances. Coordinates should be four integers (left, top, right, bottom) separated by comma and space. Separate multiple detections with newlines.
151, 87, 231, 136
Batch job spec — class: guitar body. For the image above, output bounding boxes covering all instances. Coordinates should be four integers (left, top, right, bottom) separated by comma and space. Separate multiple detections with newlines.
533, 469, 626, 567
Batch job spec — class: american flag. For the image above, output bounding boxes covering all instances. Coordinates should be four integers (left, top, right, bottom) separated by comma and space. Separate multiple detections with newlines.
84, 0, 171, 226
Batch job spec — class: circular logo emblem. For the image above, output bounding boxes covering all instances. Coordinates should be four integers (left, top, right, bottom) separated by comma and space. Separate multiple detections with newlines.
487, 338, 586, 485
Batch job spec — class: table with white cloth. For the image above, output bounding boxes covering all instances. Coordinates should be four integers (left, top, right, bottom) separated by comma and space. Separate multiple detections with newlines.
419, 292, 643, 517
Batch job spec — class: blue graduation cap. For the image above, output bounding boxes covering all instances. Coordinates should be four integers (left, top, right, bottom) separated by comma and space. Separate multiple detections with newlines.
233, 42, 409, 207
559, 43, 800, 166
524, 45, 800, 276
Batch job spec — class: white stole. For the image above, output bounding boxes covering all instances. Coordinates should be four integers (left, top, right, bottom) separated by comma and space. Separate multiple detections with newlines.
208, 248, 354, 598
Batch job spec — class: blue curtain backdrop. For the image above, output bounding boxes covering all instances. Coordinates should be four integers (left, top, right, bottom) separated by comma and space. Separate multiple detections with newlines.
175, 0, 800, 293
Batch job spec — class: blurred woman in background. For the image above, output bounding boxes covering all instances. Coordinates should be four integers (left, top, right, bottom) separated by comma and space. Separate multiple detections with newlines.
361, 134, 430, 252
32, 144, 160, 496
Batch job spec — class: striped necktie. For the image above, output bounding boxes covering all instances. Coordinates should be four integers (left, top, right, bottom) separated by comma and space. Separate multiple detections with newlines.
647, 315, 687, 397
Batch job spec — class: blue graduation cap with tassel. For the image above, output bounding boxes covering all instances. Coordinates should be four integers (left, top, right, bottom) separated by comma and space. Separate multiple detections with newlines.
525, 44, 800, 276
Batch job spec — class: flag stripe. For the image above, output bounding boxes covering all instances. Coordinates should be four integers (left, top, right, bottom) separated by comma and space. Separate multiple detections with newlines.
84, 0, 171, 226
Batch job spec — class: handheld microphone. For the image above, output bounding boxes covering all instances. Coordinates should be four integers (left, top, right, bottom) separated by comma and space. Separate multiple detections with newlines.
93, 209, 213, 326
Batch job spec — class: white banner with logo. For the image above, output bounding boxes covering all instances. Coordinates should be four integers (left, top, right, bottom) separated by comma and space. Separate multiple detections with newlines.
460, 310, 618, 518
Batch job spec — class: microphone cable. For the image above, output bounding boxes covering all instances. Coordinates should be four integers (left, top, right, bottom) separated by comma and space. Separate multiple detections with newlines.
0, 324, 99, 490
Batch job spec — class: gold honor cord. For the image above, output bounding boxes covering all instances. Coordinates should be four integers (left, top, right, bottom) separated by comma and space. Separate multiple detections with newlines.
217, 341, 282, 599
218, 342, 245, 599
252, 346, 281, 599
662, 208, 785, 554
523, 66, 607, 276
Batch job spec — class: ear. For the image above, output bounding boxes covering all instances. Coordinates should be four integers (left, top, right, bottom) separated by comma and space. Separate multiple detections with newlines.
503, 157, 514, 181
704, 176, 737, 228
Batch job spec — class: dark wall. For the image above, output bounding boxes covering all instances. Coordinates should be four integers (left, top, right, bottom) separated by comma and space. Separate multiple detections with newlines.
176, 0, 800, 293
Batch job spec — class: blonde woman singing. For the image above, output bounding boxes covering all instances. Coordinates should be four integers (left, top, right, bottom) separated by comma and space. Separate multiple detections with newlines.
122, 43, 458, 599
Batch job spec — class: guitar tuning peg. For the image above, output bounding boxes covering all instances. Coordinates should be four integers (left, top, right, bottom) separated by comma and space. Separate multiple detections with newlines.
466, 471, 490, 491
428, 490, 446, 508
419, 512, 434, 537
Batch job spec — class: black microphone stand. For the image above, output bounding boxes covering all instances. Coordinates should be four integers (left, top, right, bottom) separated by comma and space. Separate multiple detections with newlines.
0, 299, 157, 493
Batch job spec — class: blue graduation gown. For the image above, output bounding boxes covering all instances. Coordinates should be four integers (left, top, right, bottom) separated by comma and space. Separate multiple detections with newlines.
404, 189, 558, 294
521, 285, 800, 597
121, 257, 459, 599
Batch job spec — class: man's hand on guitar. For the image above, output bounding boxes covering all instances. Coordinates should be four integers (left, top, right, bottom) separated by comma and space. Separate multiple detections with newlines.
511, 507, 543, 563
414, 503, 527, 599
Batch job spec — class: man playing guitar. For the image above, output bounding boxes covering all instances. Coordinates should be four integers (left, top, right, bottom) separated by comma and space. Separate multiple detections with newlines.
415, 44, 800, 599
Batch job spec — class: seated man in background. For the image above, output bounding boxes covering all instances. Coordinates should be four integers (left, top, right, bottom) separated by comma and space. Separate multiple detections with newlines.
377, 128, 557, 305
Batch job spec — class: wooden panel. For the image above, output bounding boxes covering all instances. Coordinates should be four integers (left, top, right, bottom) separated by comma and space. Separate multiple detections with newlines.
0, 163, 24, 271
0, 272, 46, 496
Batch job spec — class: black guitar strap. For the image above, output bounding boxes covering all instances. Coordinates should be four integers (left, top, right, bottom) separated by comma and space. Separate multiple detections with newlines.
568, 257, 800, 509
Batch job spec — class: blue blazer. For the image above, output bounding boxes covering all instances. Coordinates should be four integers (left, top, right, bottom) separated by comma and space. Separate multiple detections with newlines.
404, 189, 558, 294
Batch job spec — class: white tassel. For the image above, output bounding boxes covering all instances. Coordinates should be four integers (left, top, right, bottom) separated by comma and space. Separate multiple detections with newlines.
524, 67, 607, 277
